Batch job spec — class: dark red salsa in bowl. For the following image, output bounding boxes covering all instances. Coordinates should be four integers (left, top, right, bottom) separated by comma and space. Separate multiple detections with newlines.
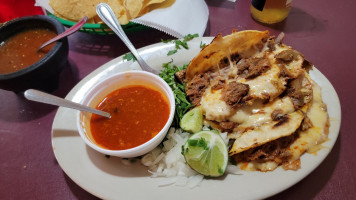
0, 28, 57, 74
0, 15, 68, 93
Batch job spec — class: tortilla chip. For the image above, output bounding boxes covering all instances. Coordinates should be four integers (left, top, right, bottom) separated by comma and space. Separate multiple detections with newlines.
124, 0, 144, 19
142, 0, 167, 10
108, 0, 130, 25
52, 11, 72, 21
146, 0, 175, 10
50, 0, 103, 21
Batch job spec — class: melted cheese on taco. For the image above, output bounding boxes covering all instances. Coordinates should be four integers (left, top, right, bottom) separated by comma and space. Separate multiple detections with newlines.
181, 30, 329, 171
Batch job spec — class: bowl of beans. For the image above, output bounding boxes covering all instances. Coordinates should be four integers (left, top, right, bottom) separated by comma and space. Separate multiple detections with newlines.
77, 71, 175, 158
0, 15, 68, 93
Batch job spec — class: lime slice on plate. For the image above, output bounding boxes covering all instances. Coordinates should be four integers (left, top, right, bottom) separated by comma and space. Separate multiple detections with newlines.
180, 106, 203, 133
182, 130, 228, 177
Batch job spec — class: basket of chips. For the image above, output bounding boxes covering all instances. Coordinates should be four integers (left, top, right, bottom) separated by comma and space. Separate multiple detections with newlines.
46, 0, 174, 35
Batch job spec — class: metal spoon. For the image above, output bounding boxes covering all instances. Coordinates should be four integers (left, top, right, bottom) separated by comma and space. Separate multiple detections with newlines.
96, 3, 159, 75
24, 89, 111, 118
37, 16, 88, 51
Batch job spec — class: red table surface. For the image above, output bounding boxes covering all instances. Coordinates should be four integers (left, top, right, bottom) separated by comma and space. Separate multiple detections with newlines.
1, 0, 355, 199
0, 0, 43, 23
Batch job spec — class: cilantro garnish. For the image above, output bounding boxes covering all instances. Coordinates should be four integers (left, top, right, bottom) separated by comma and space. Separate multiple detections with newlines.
200, 41, 207, 49
124, 33, 200, 61
184, 33, 199, 41
167, 49, 178, 56
187, 137, 209, 150
165, 33, 199, 56
161, 38, 173, 43
123, 52, 137, 61
182, 145, 190, 155
159, 60, 192, 126
175, 40, 189, 49
218, 165, 224, 175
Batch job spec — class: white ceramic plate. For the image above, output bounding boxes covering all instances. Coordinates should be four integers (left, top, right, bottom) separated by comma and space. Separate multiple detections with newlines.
52, 37, 341, 200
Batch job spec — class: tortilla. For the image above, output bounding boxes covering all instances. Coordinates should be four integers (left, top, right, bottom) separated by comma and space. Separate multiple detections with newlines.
185, 30, 270, 82
50, 0, 103, 21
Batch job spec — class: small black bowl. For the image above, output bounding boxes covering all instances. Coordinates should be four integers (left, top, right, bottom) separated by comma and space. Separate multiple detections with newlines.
0, 15, 69, 93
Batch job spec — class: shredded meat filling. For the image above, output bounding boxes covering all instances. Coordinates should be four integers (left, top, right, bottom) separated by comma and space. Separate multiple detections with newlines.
236, 59, 250, 75
174, 69, 186, 84
186, 73, 210, 106
275, 49, 299, 63
234, 132, 299, 166
245, 58, 271, 79
211, 79, 226, 91
301, 115, 313, 131
271, 108, 284, 121
236, 57, 271, 79
278, 65, 294, 78
286, 74, 312, 109
218, 53, 240, 69
221, 81, 249, 108
219, 121, 236, 133
267, 37, 276, 51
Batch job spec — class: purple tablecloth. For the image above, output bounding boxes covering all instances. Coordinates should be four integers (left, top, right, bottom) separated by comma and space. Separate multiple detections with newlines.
1, 0, 355, 199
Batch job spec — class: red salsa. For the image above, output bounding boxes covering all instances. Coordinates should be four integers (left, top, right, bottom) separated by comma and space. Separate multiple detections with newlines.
90, 85, 170, 150
0, 28, 57, 74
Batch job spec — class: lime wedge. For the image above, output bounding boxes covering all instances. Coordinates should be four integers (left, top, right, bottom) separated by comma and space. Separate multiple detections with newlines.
182, 130, 228, 177
180, 106, 203, 133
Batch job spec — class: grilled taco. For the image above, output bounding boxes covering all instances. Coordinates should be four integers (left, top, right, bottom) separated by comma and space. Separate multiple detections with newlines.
179, 30, 329, 171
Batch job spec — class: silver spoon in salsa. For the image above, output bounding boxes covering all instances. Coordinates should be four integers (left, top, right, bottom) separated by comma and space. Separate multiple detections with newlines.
37, 16, 88, 52
24, 89, 111, 118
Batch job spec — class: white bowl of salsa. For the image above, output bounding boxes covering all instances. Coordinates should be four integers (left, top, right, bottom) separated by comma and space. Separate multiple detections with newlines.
77, 70, 175, 158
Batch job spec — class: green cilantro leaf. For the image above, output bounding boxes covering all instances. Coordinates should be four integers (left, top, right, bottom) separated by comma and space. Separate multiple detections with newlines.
218, 165, 224, 175
187, 137, 208, 150
184, 33, 199, 41
161, 38, 173, 43
123, 52, 137, 61
159, 61, 192, 126
175, 40, 188, 49
197, 137, 209, 150
164, 33, 199, 56
167, 49, 178, 56
200, 41, 207, 49
188, 139, 198, 146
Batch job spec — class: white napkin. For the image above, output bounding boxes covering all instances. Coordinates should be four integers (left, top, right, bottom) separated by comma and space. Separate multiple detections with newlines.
35, 0, 54, 13
131, 0, 209, 38
35, 0, 209, 39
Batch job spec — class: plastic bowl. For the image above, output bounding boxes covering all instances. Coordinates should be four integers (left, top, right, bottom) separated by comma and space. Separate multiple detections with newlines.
0, 15, 68, 93
77, 71, 175, 158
